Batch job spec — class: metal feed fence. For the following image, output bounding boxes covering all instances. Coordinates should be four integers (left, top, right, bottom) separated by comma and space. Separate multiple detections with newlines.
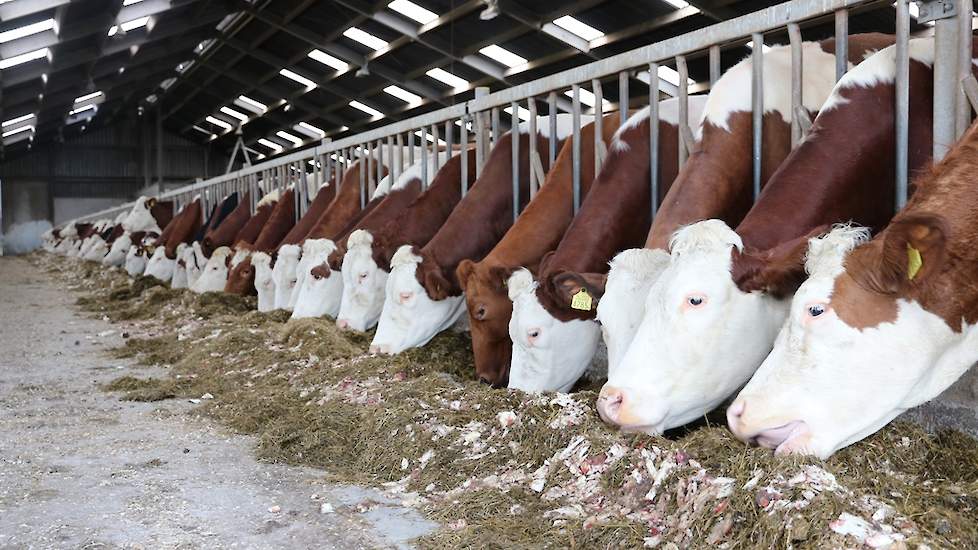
76, 0, 976, 230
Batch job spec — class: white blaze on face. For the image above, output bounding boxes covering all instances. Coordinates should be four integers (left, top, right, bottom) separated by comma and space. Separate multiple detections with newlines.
252, 252, 276, 311
103, 233, 133, 266
193, 246, 232, 293
506, 269, 601, 393
370, 245, 465, 354
727, 226, 978, 458
123, 196, 163, 233
596, 248, 671, 376
337, 230, 388, 331
125, 245, 147, 277
144, 246, 176, 282
290, 239, 341, 319
599, 221, 788, 434
171, 243, 191, 289
290, 239, 334, 309
272, 244, 301, 311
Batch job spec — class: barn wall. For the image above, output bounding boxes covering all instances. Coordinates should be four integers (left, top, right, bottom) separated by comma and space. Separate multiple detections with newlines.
906, 372, 978, 436
0, 115, 227, 230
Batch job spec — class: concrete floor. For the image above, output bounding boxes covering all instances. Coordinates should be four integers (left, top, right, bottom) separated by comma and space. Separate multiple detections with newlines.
0, 256, 436, 550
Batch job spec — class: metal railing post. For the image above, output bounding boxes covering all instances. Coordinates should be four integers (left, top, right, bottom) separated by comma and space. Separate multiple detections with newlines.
751, 33, 764, 201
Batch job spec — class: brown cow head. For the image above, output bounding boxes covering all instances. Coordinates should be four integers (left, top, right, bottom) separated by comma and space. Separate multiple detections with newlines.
225, 255, 258, 295
457, 259, 518, 387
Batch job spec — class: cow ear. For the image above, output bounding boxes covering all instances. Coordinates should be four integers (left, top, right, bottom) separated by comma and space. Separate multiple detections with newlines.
456, 259, 476, 290
732, 225, 830, 298
146, 198, 156, 209
552, 271, 608, 311
489, 265, 517, 291
424, 267, 453, 301
857, 214, 948, 294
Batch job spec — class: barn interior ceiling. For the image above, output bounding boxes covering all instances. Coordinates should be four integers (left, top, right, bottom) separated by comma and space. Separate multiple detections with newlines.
0, 0, 924, 162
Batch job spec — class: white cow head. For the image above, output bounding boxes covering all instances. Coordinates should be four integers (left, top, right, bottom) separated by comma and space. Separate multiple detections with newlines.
597, 220, 789, 434
193, 246, 232, 293
507, 269, 601, 393
336, 230, 389, 332
252, 252, 276, 311
125, 245, 148, 277
144, 246, 176, 282
82, 237, 109, 262
595, 248, 671, 376
123, 196, 163, 233
170, 243, 191, 289
727, 223, 978, 458
290, 239, 334, 310
290, 239, 341, 319
272, 244, 301, 310
103, 232, 133, 266
184, 242, 206, 288
370, 245, 465, 354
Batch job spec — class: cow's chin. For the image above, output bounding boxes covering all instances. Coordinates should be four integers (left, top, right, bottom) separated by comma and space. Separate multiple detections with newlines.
103, 244, 129, 267
291, 271, 344, 319
125, 256, 147, 277
337, 278, 388, 332
171, 264, 189, 289
193, 264, 229, 294
255, 274, 276, 312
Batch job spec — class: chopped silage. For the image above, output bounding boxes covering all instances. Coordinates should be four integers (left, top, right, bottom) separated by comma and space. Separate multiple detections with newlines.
33, 252, 978, 549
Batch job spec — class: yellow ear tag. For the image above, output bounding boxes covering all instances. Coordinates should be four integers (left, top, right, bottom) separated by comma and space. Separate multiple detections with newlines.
907, 244, 923, 280
571, 289, 593, 311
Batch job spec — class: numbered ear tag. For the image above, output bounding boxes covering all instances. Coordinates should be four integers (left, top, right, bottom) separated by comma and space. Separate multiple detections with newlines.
571, 289, 593, 311
907, 244, 923, 281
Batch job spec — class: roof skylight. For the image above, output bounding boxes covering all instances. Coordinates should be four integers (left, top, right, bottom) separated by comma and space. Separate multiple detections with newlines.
564, 88, 611, 110
276, 130, 303, 147
0, 18, 55, 44
479, 45, 526, 68
258, 138, 283, 152
235, 95, 267, 113
0, 47, 49, 69
388, 0, 438, 24
383, 85, 421, 104
343, 27, 388, 50
426, 68, 468, 90
219, 106, 248, 122
108, 16, 149, 37
205, 115, 233, 131
295, 122, 326, 138
551, 16, 604, 41
279, 68, 316, 88
308, 49, 348, 71
2, 113, 34, 127
349, 100, 384, 118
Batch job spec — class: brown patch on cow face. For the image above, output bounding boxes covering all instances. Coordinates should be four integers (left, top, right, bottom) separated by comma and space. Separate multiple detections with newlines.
459, 261, 517, 386
310, 262, 332, 280
732, 225, 830, 299
225, 257, 257, 295
830, 268, 900, 330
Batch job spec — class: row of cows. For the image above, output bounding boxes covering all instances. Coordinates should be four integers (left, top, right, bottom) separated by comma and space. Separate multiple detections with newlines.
44, 35, 978, 459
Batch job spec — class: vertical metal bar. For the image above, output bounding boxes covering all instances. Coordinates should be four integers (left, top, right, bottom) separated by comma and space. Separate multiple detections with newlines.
649, 63, 660, 215
444, 120, 453, 169
571, 84, 582, 214
408, 133, 416, 165
431, 124, 441, 174
592, 78, 605, 179
491, 107, 501, 149
460, 115, 469, 196
528, 99, 539, 198
619, 71, 629, 127
895, 0, 910, 209
934, 14, 961, 160
421, 127, 429, 190
295, 163, 303, 221
834, 10, 849, 82
709, 45, 721, 86
957, 0, 974, 137
376, 140, 384, 188
387, 135, 396, 181
359, 145, 367, 209
396, 133, 404, 173
676, 56, 690, 168
547, 91, 558, 166
511, 102, 521, 223
751, 33, 764, 201
788, 23, 804, 148
475, 88, 489, 177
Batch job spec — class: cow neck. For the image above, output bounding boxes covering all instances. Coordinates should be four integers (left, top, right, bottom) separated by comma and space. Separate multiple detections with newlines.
164, 200, 203, 259
534, 116, 680, 321
487, 115, 618, 269
645, 112, 790, 250
327, 184, 419, 270
150, 201, 174, 229
306, 162, 373, 241
231, 195, 275, 248
841, 124, 978, 331
279, 182, 338, 246
252, 188, 297, 252
736, 57, 940, 259
370, 149, 475, 272
417, 131, 556, 296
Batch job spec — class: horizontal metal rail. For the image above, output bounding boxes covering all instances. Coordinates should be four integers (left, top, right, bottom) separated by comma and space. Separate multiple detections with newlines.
73, 0, 968, 228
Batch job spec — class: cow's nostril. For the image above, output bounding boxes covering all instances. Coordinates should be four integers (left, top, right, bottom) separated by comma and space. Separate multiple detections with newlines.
479, 376, 492, 385
726, 400, 747, 438
337, 319, 350, 330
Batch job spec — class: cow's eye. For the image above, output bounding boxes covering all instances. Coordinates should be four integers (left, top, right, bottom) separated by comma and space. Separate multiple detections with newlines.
475, 305, 487, 320
685, 294, 707, 308
807, 303, 826, 318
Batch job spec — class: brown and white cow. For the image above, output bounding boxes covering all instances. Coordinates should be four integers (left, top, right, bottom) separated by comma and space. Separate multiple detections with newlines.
507, 36, 895, 394
225, 187, 297, 300
728, 117, 978, 459
599, 37, 949, 435
291, 159, 386, 319
173, 192, 242, 289
369, 115, 579, 354
333, 149, 479, 331
456, 114, 624, 387
145, 198, 204, 282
